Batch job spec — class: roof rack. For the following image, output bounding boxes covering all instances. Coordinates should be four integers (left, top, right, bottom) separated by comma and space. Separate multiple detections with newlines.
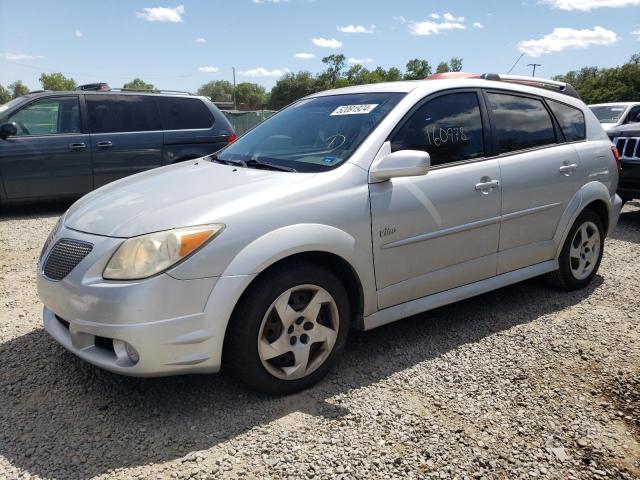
480, 73, 581, 99
107, 88, 194, 95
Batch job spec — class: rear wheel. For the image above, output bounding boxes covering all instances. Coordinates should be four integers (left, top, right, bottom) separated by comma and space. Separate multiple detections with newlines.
225, 263, 350, 395
546, 209, 604, 290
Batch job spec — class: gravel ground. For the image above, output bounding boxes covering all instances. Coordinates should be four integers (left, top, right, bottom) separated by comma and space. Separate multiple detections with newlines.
0, 200, 638, 480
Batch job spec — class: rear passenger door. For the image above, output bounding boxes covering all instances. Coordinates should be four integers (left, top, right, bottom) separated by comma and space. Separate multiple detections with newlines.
86, 95, 163, 188
485, 91, 584, 274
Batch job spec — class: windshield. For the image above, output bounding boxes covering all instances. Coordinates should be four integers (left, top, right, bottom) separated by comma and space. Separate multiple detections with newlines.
590, 105, 628, 124
217, 92, 405, 172
0, 97, 26, 114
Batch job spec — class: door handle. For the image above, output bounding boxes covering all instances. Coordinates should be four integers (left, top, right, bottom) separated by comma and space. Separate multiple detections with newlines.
559, 163, 578, 176
475, 179, 500, 194
68, 142, 86, 151
96, 141, 113, 149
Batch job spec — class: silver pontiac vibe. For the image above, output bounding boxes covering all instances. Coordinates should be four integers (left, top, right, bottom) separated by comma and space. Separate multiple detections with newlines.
37, 76, 622, 394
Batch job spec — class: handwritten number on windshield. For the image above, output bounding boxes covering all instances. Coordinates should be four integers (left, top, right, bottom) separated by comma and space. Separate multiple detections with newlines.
426, 126, 467, 147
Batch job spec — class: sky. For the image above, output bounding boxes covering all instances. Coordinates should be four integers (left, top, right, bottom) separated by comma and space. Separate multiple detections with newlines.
0, 0, 639, 93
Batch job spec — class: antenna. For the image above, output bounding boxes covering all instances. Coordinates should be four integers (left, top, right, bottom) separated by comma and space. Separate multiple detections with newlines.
507, 53, 524, 74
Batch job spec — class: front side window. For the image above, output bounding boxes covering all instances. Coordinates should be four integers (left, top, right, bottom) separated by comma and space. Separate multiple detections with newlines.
87, 95, 161, 133
390, 92, 484, 166
623, 105, 640, 124
158, 97, 214, 130
548, 100, 585, 142
8, 97, 80, 136
487, 92, 556, 154
217, 92, 404, 172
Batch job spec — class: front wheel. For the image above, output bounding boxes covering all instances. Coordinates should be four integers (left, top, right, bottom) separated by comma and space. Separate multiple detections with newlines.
546, 209, 605, 290
225, 263, 350, 395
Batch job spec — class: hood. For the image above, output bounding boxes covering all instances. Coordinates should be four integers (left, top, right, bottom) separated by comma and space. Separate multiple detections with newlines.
65, 160, 315, 237
607, 123, 640, 138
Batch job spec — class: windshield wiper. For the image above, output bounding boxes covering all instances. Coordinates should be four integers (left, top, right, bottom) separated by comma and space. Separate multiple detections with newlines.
243, 158, 297, 172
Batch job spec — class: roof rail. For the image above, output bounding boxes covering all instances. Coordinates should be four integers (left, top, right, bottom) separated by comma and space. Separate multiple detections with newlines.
107, 88, 194, 95
481, 73, 581, 99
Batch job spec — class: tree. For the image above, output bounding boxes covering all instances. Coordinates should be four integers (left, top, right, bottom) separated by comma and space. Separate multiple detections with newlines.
386, 67, 403, 82
39, 72, 76, 91
404, 59, 432, 80
318, 54, 346, 88
436, 62, 450, 74
197, 80, 234, 102
123, 78, 154, 91
268, 71, 321, 109
235, 82, 268, 106
0, 84, 11, 105
449, 57, 463, 73
9, 80, 29, 98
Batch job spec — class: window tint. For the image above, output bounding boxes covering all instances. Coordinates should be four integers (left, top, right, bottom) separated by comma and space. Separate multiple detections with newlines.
547, 100, 585, 142
86, 95, 161, 133
487, 93, 556, 154
9, 97, 80, 136
391, 92, 484, 166
158, 97, 213, 130
624, 105, 640, 124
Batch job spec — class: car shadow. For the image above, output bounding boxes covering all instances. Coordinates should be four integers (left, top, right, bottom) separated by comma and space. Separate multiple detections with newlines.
610, 201, 640, 243
0, 275, 603, 479
0, 199, 74, 220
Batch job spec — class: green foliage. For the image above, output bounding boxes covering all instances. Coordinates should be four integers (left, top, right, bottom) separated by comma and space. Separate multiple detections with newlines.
404, 59, 432, 80
39, 72, 76, 91
9, 80, 29, 98
318, 54, 347, 88
553, 54, 640, 104
197, 80, 234, 102
235, 82, 268, 106
449, 57, 463, 73
436, 62, 450, 74
0, 84, 11, 105
268, 71, 321, 109
123, 78, 154, 91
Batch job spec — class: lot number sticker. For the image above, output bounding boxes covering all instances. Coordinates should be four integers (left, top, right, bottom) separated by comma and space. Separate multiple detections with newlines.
331, 104, 378, 116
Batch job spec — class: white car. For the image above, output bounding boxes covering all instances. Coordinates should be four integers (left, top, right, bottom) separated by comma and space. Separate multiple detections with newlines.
589, 102, 640, 132
38, 74, 622, 394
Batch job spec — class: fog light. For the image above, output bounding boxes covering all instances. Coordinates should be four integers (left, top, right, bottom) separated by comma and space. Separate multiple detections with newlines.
124, 343, 140, 364
113, 339, 140, 365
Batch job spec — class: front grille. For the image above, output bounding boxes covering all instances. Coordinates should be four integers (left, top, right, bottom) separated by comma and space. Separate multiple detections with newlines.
43, 239, 93, 280
614, 136, 640, 161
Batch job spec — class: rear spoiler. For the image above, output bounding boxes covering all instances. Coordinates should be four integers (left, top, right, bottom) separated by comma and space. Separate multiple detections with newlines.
426, 72, 581, 100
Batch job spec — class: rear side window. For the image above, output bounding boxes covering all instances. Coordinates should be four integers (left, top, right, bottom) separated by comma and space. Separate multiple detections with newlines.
87, 95, 161, 133
547, 100, 585, 142
9, 97, 81, 136
391, 92, 485, 166
487, 92, 556, 154
158, 97, 213, 130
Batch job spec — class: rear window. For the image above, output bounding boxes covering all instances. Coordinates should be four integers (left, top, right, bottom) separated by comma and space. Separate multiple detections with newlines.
589, 105, 626, 124
487, 92, 556, 154
158, 97, 214, 130
87, 95, 161, 133
547, 100, 585, 142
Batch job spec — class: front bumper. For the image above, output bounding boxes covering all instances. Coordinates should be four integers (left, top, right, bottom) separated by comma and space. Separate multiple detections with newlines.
38, 226, 223, 376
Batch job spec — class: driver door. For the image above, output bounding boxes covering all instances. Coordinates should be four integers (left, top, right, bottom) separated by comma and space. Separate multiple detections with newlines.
0, 95, 92, 200
370, 90, 501, 309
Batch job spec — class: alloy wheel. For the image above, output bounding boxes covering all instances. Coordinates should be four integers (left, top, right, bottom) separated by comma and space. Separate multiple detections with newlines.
569, 221, 601, 280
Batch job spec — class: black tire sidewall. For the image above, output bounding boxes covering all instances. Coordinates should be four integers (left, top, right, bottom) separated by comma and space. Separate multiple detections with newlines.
225, 263, 350, 395
558, 210, 605, 290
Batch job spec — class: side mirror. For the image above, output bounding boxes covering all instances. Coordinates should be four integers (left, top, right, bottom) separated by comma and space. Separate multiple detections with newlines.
0, 122, 17, 140
370, 148, 430, 182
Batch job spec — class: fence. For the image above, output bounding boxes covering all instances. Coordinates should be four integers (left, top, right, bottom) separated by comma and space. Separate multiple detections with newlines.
222, 110, 276, 136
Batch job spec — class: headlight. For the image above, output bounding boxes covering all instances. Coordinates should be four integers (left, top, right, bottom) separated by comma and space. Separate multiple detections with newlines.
103, 224, 224, 280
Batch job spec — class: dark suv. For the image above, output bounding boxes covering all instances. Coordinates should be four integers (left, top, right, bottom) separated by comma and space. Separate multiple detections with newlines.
0, 90, 235, 203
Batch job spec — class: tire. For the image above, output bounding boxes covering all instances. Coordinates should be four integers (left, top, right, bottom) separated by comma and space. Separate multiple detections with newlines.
224, 262, 350, 395
546, 209, 605, 291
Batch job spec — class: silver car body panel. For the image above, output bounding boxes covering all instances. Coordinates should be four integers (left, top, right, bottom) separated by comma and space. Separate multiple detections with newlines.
38, 78, 621, 376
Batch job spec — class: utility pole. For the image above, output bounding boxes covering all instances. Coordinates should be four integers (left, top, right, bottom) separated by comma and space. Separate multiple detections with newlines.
232, 67, 237, 110
527, 63, 541, 77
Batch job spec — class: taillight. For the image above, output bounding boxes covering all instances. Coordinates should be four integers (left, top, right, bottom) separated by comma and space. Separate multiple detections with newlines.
227, 133, 238, 144
611, 145, 621, 172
